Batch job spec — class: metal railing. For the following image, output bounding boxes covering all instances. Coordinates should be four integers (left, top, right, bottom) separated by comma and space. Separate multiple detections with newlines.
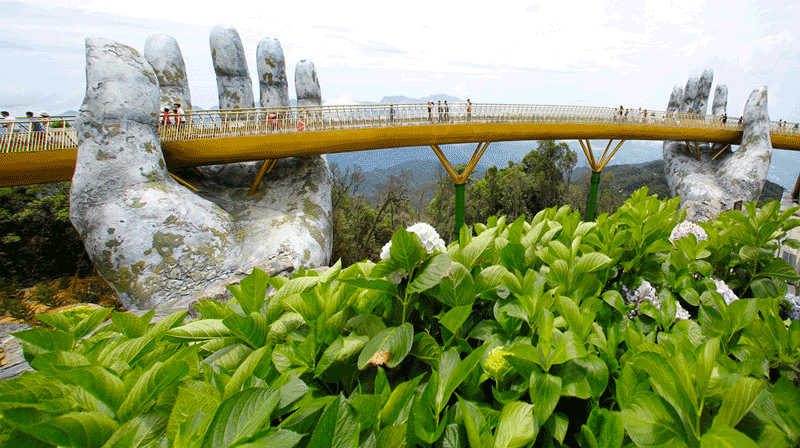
3, 104, 799, 154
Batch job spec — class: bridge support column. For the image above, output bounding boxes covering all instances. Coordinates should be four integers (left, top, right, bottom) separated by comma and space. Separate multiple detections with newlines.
454, 183, 465, 236
578, 139, 625, 220
430, 142, 491, 236
249, 158, 278, 196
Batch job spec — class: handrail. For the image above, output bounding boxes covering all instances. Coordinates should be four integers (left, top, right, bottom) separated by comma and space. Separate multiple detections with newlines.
2, 103, 800, 154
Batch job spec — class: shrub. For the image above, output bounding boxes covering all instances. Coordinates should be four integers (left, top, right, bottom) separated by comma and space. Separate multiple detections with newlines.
1, 187, 799, 447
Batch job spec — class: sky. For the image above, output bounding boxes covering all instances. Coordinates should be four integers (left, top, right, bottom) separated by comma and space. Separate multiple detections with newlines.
3, 0, 800, 186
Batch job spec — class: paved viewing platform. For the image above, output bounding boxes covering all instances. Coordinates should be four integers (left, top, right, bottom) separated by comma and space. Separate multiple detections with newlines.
2, 103, 800, 187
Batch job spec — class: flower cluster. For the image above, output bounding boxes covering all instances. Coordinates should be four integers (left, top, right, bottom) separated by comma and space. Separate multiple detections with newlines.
380, 222, 446, 260
485, 346, 512, 379
669, 220, 708, 242
712, 278, 738, 305
623, 280, 691, 320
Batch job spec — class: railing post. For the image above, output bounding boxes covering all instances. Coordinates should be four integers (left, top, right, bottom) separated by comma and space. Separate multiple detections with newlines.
586, 171, 601, 221
454, 182, 465, 236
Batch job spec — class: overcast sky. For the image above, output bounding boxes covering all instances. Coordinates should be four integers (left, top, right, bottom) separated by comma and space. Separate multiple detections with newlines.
3, 0, 800, 185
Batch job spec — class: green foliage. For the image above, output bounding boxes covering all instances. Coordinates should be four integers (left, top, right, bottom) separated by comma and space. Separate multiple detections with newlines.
0, 182, 94, 287
2, 188, 800, 447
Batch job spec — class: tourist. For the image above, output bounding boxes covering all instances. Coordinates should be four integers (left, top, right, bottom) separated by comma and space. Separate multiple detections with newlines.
162, 108, 173, 125
738, 116, 743, 127
619, 105, 623, 117
1, 111, 12, 134
389, 103, 394, 123
427, 102, 433, 122
722, 113, 727, 124
174, 103, 186, 127
467, 99, 472, 122
444, 101, 449, 122
643, 109, 648, 120
438, 101, 443, 123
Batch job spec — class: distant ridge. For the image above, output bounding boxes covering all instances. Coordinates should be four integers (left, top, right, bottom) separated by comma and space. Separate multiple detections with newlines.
379, 94, 464, 104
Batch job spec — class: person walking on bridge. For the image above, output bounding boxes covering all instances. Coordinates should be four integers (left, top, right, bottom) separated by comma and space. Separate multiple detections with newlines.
467, 99, 472, 122
389, 103, 394, 123
427, 102, 433, 122
438, 101, 443, 123
444, 101, 449, 122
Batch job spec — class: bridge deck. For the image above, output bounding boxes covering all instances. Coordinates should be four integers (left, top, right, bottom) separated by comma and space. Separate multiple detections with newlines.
2, 103, 799, 186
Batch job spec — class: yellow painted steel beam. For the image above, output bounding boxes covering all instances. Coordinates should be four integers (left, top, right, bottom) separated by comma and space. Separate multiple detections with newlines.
598, 140, 626, 171
458, 142, 491, 183
248, 159, 278, 196
430, 144, 460, 184
597, 140, 614, 168
711, 143, 731, 161
578, 140, 597, 171
170, 172, 199, 191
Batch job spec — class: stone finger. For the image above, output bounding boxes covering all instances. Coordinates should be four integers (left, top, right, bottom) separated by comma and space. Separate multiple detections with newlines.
295, 60, 321, 107
210, 23, 255, 110
144, 34, 192, 112
257, 37, 289, 108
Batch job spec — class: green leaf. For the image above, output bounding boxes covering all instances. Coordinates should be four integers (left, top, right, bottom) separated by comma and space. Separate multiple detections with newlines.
307, 394, 359, 448
340, 278, 399, 296
357, 323, 414, 370
376, 424, 407, 448
410, 332, 441, 368
379, 375, 423, 427
408, 253, 451, 294
58, 366, 125, 412
554, 355, 608, 399
167, 382, 221, 446
345, 314, 386, 338
440, 423, 466, 448
573, 252, 612, 276
202, 388, 280, 448
116, 357, 190, 421
236, 429, 304, 448
545, 412, 569, 445
4, 411, 118, 448
584, 408, 624, 448
13, 327, 73, 352
529, 371, 561, 424
110, 311, 151, 339
440, 305, 472, 336
493, 401, 537, 448
390, 229, 427, 273
267, 312, 305, 344
458, 396, 493, 448
166, 319, 233, 341
699, 425, 760, 448
441, 345, 489, 413
238, 268, 270, 314
621, 392, 689, 448
713, 377, 765, 428
223, 312, 268, 348
101, 412, 167, 448
223, 346, 270, 399
315, 334, 369, 378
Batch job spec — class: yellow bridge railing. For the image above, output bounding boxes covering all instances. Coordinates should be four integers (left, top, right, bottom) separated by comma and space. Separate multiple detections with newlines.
3, 103, 800, 154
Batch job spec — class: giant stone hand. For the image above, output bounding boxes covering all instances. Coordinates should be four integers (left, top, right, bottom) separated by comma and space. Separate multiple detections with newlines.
663, 69, 772, 221
70, 31, 331, 311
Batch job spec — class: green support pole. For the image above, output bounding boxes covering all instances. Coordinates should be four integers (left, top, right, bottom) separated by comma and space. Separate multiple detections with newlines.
586, 171, 601, 221
454, 182, 465, 236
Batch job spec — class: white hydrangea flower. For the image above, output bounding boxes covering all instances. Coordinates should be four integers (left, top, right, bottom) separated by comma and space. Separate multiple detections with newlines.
675, 302, 691, 320
380, 222, 446, 260
712, 278, 738, 305
669, 221, 708, 243
624, 280, 661, 308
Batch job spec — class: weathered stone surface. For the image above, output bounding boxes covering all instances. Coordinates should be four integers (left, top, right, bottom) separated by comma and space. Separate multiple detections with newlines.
668, 85, 683, 112
257, 37, 289, 108
694, 69, 713, 114
295, 59, 321, 107
144, 34, 192, 111
71, 38, 332, 310
209, 24, 254, 110
712, 85, 728, 116
663, 70, 771, 221
679, 76, 698, 113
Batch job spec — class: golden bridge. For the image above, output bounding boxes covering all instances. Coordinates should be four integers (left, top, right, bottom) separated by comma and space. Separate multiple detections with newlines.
3, 103, 800, 215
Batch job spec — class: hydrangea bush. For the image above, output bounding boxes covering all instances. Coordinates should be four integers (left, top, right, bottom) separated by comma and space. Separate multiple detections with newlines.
1, 187, 800, 447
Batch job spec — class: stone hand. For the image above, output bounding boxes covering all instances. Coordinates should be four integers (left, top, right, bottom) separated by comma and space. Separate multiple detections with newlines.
70, 31, 331, 311
663, 69, 772, 221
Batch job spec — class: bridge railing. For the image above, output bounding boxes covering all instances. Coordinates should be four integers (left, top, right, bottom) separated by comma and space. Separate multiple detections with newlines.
0, 116, 78, 153
3, 104, 800, 154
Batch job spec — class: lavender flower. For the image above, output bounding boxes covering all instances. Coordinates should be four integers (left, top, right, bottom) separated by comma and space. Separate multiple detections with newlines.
669, 221, 708, 243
